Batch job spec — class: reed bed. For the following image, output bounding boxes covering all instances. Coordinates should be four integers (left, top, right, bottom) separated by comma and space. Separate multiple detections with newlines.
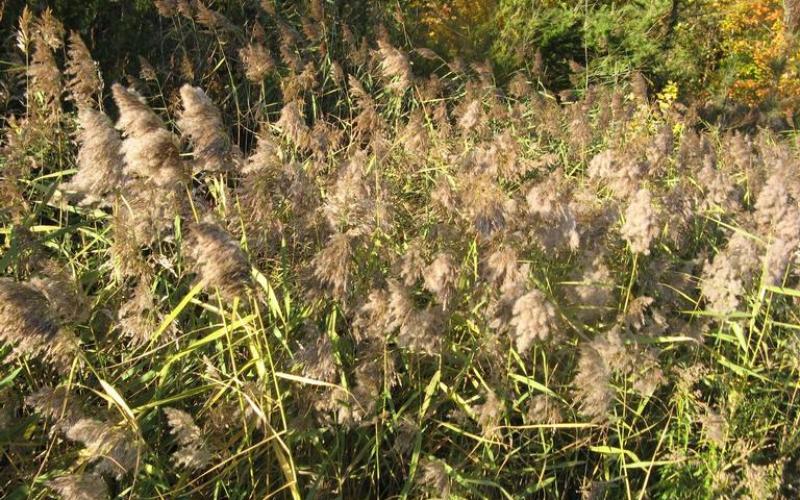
2, 2, 800, 498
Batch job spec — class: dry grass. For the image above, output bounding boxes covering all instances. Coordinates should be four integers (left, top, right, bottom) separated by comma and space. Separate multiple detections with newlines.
2, 2, 800, 499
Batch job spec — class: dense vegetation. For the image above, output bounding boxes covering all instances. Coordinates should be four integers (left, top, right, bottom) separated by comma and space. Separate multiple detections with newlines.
2, 1, 800, 499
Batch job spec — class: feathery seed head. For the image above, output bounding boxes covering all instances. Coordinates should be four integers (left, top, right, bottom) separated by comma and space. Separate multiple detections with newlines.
59, 107, 124, 206
621, 188, 660, 255
526, 394, 563, 425
399, 240, 426, 286
526, 173, 580, 250
178, 84, 239, 173
570, 252, 615, 321
114, 84, 189, 188
508, 73, 531, 98
117, 278, 159, 345
460, 174, 510, 237
353, 289, 392, 343
30, 262, 90, 324
35, 8, 64, 49
458, 99, 483, 133
417, 459, 451, 498
276, 100, 310, 150
26, 385, 85, 435
376, 38, 412, 93
0, 279, 77, 372
297, 325, 338, 383
185, 220, 252, 303
164, 407, 211, 470
65, 32, 103, 107
509, 289, 558, 353
423, 253, 458, 308
28, 34, 62, 117
48, 473, 109, 500
154, 0, 178, 16
386, 280, 443, 354
473, 389, 505, 439
239, 42, 275, 82
66, 418, 143, 479
310, 232, 353, 300
701, 231, 759, 315
112, 83, 164, 134
573, 340, 615, 422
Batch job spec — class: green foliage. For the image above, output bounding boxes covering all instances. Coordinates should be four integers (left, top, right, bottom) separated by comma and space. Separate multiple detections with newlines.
658, 0, 725, 92
492, 1, 582, 84
582, 1, 673, 77
2, 0, 158, 81
491, 0, 717, 90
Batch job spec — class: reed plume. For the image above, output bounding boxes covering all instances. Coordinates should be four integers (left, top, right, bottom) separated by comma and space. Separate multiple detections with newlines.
322, 150, 375, 233
459, 173, 510, 237
754, 172, 800, 285
573, 335, 617, 422
65, 418, 143, 479
65, 32, 103, 107
5, 8, 800, 498
508, 73, 531, 98
509, 289, 558, 353
154, 0, 178, 17
276, 100, 310, 150
113, 83, 189, 187
399, 240, 426, 286
376, 38, 412, 93
526, 173, 580, 250
115, 181, 186, 246
59, 107, 124, 206
27, 33, 62, 119
178, 84, 239, 173
25, 385, 85, 435
387, 280, 444, 354
569, 252, 615, 321
239, 42, 275, 83
485, 246, 528, 295
194, 1, 238, 35
621, 188, 660, 255
457, 99, 483, 133
526, 394, 563, 425
787, 0, 800, 35
399, 109, 430, 157
473, 389, 505, 439
48, 473, 109, 500
30, 262, 90, 324
112, 83, 189, 244
337, 341, 387, 425
0, 279, 78, 372
34, 8, 64, 48
349, 75, 384, 139
423, 252, 458, 308
353, 289, 392, 343
417, 459, 450, 499
701, 232, 759, 315
310, 232, 353, 300
117, 278, 159, 345
277, 21, 303, 71
164, 407, 211, 470
185, 220, 252, 303
588, 150, 643, 200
